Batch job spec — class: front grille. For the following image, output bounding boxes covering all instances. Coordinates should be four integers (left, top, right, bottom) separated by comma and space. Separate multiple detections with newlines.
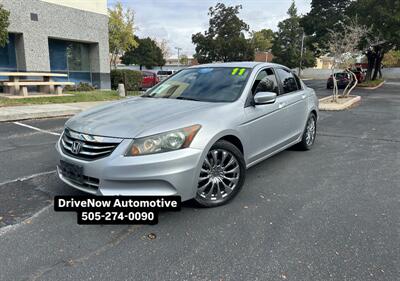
61, 128, 122, 161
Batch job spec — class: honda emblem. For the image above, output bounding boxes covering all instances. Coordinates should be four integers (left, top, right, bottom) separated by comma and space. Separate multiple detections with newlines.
71, 141, 83, 155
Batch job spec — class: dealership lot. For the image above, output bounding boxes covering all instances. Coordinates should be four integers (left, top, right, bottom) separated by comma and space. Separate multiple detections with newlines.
0, 81, 399, 280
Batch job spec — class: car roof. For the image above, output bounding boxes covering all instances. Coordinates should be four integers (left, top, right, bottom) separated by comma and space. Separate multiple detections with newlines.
189, 61, 283, 69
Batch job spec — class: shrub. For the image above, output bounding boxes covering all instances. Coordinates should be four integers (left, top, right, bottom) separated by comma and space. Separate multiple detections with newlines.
63, 84, 75, 92
76, 82, 96, 91
111, 69, 142, 91
64, 82, 96, 92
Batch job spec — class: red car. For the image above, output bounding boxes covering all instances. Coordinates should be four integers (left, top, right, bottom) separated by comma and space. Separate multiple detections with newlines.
351, 67, 365, 83
141, 71, 159, 89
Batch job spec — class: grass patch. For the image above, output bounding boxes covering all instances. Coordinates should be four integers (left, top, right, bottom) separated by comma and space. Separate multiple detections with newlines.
0, 90, 141, 107
357, 79, 384, 88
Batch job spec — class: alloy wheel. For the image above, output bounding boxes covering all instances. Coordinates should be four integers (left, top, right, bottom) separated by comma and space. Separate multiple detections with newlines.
197, 149, 240, 202
305, 116, 316, 146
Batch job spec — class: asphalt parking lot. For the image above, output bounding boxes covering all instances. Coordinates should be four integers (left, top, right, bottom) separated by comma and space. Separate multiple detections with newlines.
0, 80, 399, 281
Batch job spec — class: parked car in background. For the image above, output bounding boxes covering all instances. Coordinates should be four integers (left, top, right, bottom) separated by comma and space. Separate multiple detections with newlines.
56, 62, 319, 207
351, 67, 366, 83
327, 72, 352, 89
141, 71, 159, 90
327, 69, 365, 89
157, 70, 176, 81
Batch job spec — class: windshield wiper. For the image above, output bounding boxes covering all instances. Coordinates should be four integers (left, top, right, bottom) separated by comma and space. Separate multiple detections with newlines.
176, 96, 200, 101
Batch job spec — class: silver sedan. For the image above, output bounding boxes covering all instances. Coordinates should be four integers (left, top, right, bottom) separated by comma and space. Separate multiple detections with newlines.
56, 62, 318, 207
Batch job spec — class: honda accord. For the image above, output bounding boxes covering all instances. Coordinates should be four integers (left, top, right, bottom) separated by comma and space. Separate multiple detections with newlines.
56, 62, 318, 207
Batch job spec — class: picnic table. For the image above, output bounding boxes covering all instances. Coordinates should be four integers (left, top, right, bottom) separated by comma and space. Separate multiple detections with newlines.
0, 72, 75, 96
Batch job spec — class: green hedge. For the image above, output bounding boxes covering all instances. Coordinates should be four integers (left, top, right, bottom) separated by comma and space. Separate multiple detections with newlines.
111, 69, 142, 91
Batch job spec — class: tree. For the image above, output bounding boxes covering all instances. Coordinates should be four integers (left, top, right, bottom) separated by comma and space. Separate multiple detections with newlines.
300, 0, 351, 56
180, 54, 190, 65
349, 0, 400, 80
251, 29, 273, 52
327, 19, 369, 101
272, 1, 315, 69
0, 5, 10, 47
108, 2, 138, 68
121, 37, 165, 69
155, 39, 170, 60
192, 3, 254, 63
383, 50, 400, 67
179, 54, 189, 65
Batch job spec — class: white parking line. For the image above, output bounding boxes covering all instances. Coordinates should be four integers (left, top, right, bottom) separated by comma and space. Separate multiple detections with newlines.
0, 170, 57, 187
0, 204, 53, 236
13, 122, 61, 136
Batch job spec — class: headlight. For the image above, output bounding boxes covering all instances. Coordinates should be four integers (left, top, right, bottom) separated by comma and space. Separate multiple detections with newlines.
126, 125, 201, 156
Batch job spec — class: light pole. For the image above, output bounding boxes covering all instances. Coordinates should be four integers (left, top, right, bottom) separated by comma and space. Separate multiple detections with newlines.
175, 47, 182, 67
298, 32, 305, 77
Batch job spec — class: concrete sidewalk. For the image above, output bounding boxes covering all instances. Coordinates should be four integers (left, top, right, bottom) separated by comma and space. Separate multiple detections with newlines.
0, 101, 112, 122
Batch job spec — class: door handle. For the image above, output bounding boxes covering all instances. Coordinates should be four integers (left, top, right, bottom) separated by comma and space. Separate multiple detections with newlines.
302, 94, 306, 99
278, 102, 286, 109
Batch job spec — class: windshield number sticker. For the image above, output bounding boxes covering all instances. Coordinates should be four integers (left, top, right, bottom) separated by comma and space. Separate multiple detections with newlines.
231, 68, 246, 76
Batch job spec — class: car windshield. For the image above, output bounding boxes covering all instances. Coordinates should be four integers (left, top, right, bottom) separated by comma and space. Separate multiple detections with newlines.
144, 67, 250, 102
335, 73, 348, 78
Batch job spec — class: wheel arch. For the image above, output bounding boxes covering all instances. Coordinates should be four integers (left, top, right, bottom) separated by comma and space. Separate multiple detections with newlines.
310, 109, 318, 119
217, 135, 244, 154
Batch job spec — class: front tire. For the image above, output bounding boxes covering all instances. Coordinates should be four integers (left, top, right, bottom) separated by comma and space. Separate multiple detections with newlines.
195, 140, 246, 207
296, 113, 317, 150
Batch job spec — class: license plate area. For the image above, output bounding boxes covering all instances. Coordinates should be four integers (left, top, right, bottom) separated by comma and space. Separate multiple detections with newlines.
59, 160, 84, 184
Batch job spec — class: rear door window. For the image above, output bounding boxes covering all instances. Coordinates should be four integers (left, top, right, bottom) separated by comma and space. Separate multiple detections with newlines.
275, 68, 299, 94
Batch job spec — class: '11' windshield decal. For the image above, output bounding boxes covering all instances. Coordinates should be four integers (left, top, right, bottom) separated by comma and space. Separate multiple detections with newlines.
231, 68, 246, 76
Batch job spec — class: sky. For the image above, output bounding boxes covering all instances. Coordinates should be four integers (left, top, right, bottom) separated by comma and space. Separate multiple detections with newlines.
108, 0, 312, 58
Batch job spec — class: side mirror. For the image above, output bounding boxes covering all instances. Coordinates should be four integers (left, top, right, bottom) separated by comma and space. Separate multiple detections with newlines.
253, 91, 277, 105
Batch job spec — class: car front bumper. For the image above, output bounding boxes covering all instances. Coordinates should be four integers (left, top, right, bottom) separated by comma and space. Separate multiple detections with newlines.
55, 138, 204, 201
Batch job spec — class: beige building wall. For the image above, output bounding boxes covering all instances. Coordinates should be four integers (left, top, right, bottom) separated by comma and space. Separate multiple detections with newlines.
315, 56, 334, 69
40, 0, 107, 15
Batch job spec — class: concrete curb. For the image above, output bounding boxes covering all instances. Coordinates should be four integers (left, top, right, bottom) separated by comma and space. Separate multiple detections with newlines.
319, 95, 361, 111
0, 101, 111, 122
357, 80, 385, 90
0, 109, 80, 122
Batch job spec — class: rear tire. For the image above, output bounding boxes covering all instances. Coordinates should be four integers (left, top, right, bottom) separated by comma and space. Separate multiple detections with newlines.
194, 140, 246, 207
296, 113, 317, 151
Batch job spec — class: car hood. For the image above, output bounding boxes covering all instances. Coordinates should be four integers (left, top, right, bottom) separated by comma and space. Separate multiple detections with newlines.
65, 97, 221, 138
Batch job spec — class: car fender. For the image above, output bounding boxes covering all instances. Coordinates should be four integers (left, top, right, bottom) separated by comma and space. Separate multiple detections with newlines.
188, 129, 245, 198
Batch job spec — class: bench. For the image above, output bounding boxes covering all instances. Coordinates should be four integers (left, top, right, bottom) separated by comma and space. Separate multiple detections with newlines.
2, 81, 75, 96
0, 72, 74, 96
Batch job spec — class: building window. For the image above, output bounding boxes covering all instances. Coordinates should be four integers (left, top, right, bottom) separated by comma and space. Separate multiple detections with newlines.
30, 13, 38, 21
48, 38, 92, 84
0, 34, 17, 71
